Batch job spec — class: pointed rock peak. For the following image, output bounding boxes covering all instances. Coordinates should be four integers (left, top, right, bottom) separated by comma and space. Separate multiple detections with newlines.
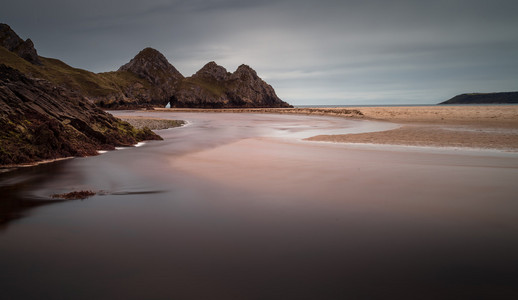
118, 47, 183, 81
194, 61, 230, 81
236, 64, 253, 71
204, 61, 220, 68
235, 64, 257, 74
231, 64, 259, 80
0, 23, 41, 65
134, 47, 166, 61
120, 48, 172, 70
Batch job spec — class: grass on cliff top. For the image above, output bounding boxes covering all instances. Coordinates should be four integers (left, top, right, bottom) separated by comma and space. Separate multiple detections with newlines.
0, 46, 149, 97
178, 77, 230, 97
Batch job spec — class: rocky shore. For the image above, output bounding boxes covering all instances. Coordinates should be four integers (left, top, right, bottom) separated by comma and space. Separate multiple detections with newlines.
0, 64, 161, 167
118, 116, 185, 130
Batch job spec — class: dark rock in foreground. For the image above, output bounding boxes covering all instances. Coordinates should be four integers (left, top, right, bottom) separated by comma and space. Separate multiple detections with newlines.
0, 64, 161, 166
440, 92, 518, 105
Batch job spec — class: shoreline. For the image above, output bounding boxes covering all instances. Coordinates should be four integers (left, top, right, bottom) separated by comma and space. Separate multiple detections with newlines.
0, 117, 184, 170
0, 156, 74, 172
154, 105, 518, 150
300, 106, 518, 150
3, 106, 516, 170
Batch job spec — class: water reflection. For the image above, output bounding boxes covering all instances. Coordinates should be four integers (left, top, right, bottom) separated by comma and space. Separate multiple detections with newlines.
1, 112, 518, 299
0, 160, 71, 228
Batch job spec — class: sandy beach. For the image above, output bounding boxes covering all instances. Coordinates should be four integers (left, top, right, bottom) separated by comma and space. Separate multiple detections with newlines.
155, 105, 518, 150
306, 123, 518, 150
305, 106, 518, 150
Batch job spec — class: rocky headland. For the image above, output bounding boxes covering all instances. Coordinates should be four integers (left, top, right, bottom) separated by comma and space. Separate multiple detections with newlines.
0, 23, 290, 166
171, 62, 290, 108
0, 64, 161, 166
0, 23, 291, 109
440, 92, 518, 104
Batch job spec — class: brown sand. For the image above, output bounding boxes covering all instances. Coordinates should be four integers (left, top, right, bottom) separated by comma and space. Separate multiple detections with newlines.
339, 105, 518, 127
307, 124, 518, 150
155, 105, 518, 150
155, 105, 518, 127
305, 106, 518, 150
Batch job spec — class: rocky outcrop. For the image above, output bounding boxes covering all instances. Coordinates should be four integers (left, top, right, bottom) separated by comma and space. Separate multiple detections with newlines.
0, 64, 161, 166
193, 61, 231, 81
101, 47, 184, 108
440, 92, 518, 104
0, 23, 291, 109
171, 62, 291, 108
119, 47, 184, 84
0, 23, 41, 65
228, 64, 290, 108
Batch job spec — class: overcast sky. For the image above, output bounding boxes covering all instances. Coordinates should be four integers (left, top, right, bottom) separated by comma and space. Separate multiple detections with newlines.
2, 0, 518, 105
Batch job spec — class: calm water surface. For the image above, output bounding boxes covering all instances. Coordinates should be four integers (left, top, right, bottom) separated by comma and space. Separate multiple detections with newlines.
1, 112, 518, 299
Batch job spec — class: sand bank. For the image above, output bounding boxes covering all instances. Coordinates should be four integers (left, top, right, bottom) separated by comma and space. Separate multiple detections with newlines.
307, 124, 518, 150
155, 105, 518, 150
155, 105, 518, 126
305, 106, 518, 150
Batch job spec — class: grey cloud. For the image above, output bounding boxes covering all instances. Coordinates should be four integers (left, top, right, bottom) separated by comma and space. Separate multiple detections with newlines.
1, 0, 517, 104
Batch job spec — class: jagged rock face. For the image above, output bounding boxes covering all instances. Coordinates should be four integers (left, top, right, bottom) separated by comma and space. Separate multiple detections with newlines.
117, 48, 183, 106
0, 64, 160, 166
229, 64, 288, 107
0, 24, 291, 109
0, 23, 41, 65
119, 47, 183, 83
172, 62, 291, 108
193, 61, 231, 81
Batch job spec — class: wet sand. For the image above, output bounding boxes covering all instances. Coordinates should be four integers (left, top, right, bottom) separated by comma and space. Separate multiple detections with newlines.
155, 105, 518, 150
305, 106, 518, 150
307, 124, 518, 150
1, 111, 518, 299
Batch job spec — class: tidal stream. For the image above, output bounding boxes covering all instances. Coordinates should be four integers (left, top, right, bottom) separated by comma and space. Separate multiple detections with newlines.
1, 112, 518, 299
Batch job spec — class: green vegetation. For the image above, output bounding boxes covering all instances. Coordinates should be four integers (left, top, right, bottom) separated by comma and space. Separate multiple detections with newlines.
179, 77, 230, 97
119, 118, 185, 130
0, 46, 150, 99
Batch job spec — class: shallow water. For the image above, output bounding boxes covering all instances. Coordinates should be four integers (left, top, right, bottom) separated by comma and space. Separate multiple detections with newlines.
1, 112, 518, 299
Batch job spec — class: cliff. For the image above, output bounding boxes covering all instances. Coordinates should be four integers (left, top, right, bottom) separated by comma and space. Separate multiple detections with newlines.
0, 23, 41, 65
0, 23, 291, 109
115, 47, 184, 107
0, 64, 160, 166
171, 62, 291, 108
440, 92, 518, 104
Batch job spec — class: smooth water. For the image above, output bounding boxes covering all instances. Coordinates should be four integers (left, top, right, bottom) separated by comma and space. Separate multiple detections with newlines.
1, 112, 518, 299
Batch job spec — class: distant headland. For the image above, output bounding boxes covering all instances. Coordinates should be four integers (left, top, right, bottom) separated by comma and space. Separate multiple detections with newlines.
439, 92, 518, 105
